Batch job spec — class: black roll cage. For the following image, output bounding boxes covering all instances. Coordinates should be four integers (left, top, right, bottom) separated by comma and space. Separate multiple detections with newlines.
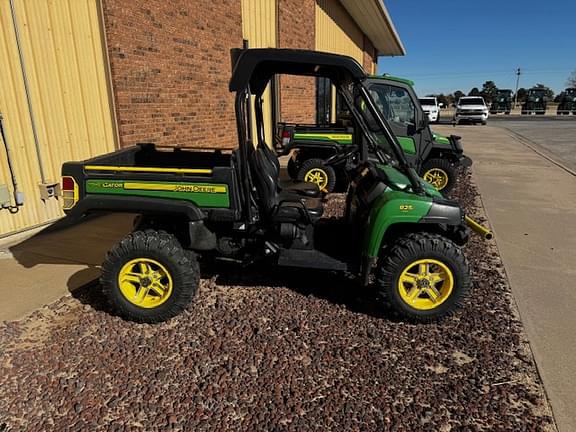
230, 48, 424, 223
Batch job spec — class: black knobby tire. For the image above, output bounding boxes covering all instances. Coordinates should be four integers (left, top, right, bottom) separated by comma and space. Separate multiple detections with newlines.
420, 158, 457, 193
101, 230, 200, 323
297, 158, 337, 193
287, 158, 298, 179
376, 232, 470, 323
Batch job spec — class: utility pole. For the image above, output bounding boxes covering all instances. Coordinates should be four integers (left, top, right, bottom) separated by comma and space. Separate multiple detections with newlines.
514, 68, 521, 108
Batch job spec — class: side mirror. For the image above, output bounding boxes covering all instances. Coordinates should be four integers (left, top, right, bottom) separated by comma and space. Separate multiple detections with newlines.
438, 103, 445, 108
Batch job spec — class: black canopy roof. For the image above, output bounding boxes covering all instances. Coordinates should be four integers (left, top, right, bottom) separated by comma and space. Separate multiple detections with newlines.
229, 48, 366, 95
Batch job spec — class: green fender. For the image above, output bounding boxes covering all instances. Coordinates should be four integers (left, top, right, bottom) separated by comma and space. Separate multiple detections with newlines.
362, 165, 449, 257
363, 190, 433, 257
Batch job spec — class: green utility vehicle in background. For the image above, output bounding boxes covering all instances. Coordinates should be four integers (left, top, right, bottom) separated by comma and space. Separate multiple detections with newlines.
277, 75, 471, 194
557, 88, 576, 115
521, 87, 548, 115
62, 49, 490, 325
489, 89, 513, 114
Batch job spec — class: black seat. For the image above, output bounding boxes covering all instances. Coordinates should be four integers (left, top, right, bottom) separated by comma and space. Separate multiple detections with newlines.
258, 141, 321, 198
249, 144, 323, 223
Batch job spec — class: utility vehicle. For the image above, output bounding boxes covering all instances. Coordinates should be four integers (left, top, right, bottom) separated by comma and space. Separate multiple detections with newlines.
521, 88, 548, 115
489, 89, 513, 115
557, 88, 576, 115
454, 96, 489, 125
62, 49, 490, 324
277, 75, 471, 194
418, 96, 441, 123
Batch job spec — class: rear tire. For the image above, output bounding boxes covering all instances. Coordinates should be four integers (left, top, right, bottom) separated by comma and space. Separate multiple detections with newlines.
101, 230, 200, 323
376, 232, 470, 323
420, 158, 456, 193
297, 158, 337, 193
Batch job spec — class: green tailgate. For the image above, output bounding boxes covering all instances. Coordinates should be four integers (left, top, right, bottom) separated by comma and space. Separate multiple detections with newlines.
86, 179, 230, 208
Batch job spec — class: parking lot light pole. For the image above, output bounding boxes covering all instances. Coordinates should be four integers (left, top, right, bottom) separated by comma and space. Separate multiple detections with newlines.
514, 68, 521, 108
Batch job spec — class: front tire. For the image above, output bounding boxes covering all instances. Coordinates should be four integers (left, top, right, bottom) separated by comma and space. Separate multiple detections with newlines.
101, 230, 200, 323
420, 158, 456, 193
376, 232, 470, 323
297, 158, 337, 193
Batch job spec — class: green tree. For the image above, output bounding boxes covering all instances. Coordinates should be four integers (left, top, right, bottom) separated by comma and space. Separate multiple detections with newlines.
567, 70, 576, 88
468, 87, 481, 96
535, 83, 554, 101
453, 90, 464, 102
481, 80, 498, 103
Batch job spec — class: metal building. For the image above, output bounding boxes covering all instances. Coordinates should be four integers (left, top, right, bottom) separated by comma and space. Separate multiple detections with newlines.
0, 0, 404, 239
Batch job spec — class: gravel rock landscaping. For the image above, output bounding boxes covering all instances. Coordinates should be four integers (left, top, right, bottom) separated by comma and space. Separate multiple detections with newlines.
0, 171, 555, 431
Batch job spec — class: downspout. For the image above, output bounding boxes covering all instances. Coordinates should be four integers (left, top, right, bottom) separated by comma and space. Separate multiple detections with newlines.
0, 113, 25, 213
9, 0, 47, 183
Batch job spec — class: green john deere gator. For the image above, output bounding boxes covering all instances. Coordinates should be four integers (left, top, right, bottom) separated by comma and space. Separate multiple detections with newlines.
276, 74, 472, 194
61, 48, 490, 324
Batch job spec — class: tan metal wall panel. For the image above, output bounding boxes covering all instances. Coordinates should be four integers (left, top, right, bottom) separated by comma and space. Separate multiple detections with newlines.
315, 0, 364, 63
315, 0, 364, 122
241, 0, 277, 145
0, 0, 116, 238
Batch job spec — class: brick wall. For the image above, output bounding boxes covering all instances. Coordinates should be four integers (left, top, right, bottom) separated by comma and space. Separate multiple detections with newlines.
277, 0, 316, 124
102, 0, 242, 149
363, 36, 377, 75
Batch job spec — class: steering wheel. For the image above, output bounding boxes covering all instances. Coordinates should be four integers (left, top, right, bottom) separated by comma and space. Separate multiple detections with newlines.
324, 146, 358, 167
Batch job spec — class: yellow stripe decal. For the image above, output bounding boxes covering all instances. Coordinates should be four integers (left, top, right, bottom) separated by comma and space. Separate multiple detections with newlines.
85, 165, 213, 175
295, 133, 352, 140
123, 183, 227, 193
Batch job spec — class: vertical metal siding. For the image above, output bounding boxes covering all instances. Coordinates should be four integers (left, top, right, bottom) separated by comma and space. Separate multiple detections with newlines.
241, 0, 277, 144
315, 0, 364, 63
0, 0, 116, 238
315, 0, 364, 121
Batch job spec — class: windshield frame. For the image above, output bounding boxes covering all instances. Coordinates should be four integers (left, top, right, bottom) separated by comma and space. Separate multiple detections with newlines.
338, 79, 424, 193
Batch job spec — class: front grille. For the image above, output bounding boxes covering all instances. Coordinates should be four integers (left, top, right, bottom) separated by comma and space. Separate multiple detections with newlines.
458, 110, 484, 115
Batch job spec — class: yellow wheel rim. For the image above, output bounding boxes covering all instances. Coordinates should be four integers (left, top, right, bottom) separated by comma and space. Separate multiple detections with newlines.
398, 258, 454, 311
304, 168, 329, 190
118, 258, 173, 309
423, 168, 449, 190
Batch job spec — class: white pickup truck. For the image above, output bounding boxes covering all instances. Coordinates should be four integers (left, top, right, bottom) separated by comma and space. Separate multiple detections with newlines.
454, 96, 489, 125
418, 97, 442, 123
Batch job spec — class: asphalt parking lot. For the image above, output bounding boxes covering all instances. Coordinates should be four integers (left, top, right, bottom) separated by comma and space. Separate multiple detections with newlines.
489, 116, 576, 172
439, 115, 576, 172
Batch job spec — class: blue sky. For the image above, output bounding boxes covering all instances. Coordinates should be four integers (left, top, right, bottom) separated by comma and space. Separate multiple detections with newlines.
379, 1, 575, 97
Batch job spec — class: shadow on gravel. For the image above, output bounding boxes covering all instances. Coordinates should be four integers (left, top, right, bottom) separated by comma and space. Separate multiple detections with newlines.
202, 260, 397, 321
69, 259, 398, 322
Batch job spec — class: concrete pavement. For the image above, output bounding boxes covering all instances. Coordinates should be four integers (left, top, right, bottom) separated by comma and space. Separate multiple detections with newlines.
0, 214, 134, 321
436, 123, 576, 432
